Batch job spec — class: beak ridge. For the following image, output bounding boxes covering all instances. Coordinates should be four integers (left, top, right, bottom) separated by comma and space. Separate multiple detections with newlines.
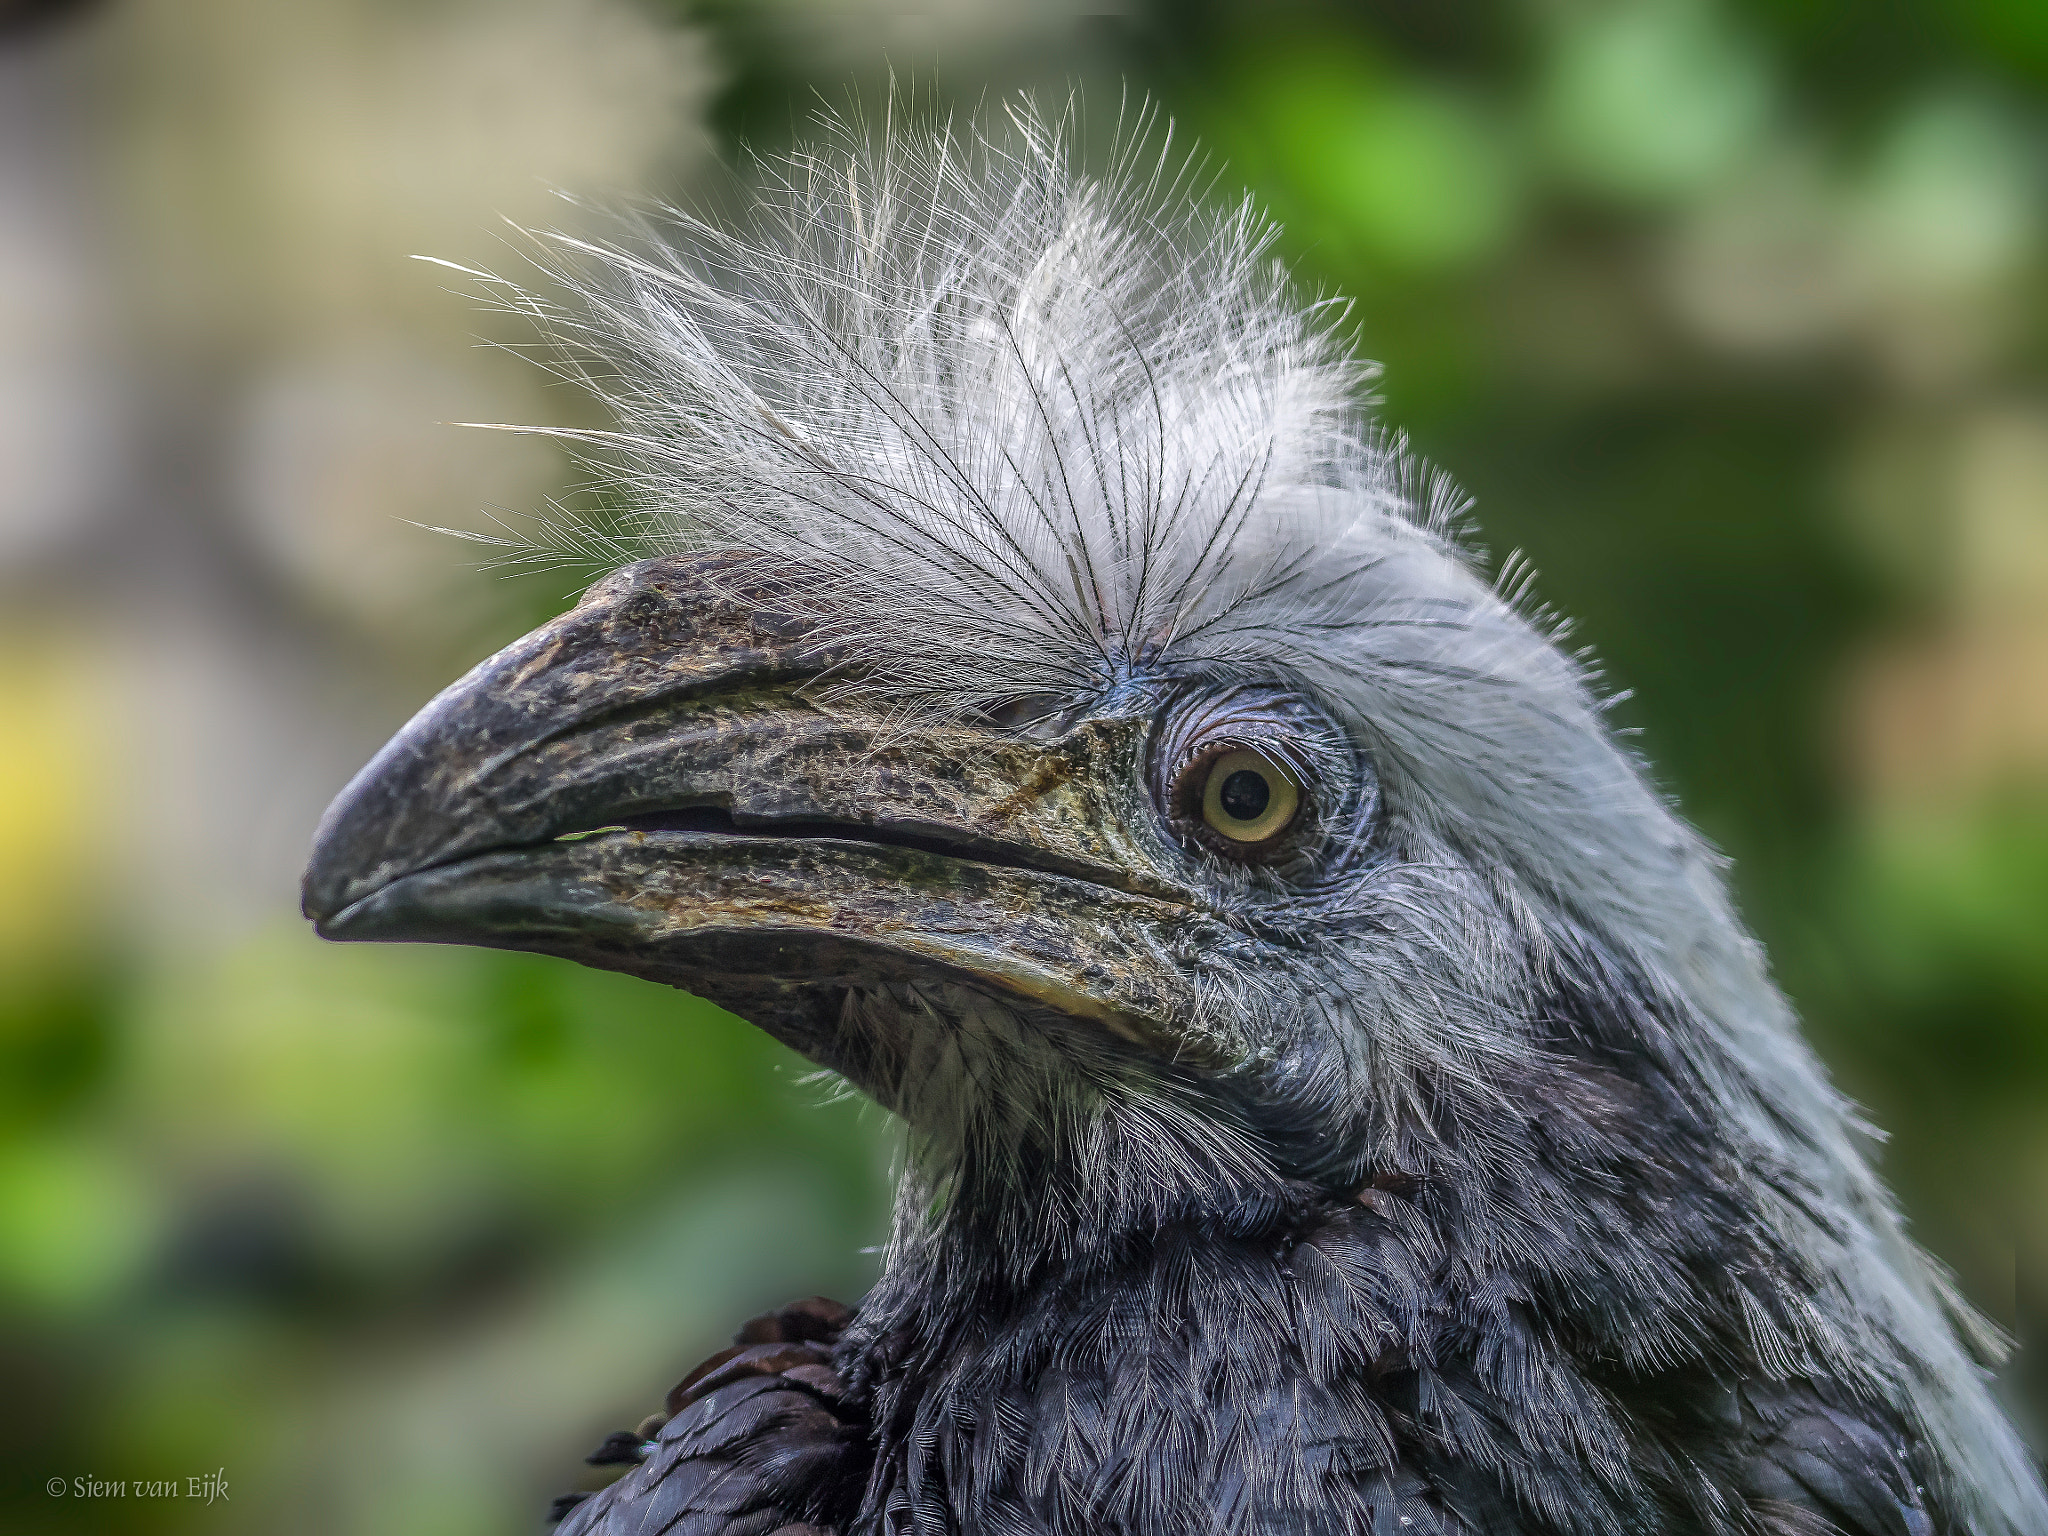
302, 553, 1218, 1061
303, 554, 818, 925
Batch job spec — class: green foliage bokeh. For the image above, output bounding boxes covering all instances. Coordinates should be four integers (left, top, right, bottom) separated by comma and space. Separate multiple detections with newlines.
2, 1, 2044, 1531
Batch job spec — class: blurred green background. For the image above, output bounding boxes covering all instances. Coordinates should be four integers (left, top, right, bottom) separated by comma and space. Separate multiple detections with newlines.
1, 0, 2043, 1530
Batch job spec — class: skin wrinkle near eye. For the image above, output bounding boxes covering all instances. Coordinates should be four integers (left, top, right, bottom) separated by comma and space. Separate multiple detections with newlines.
1148, 681, 1374, 890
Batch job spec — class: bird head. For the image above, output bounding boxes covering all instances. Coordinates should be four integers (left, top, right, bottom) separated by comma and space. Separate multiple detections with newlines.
289, 102, 1860, 1243
299, 105, 1808, 1238
298, 101, 2048, 1529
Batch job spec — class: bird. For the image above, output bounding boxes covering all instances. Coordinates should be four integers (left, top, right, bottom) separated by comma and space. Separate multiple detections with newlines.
300, 100, 2048, 1535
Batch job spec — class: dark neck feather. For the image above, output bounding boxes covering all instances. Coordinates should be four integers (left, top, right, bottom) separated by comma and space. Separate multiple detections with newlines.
820, 961, 1933, 1534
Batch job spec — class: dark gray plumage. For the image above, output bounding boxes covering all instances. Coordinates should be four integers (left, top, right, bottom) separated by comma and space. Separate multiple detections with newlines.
301, 102, 2046, 1535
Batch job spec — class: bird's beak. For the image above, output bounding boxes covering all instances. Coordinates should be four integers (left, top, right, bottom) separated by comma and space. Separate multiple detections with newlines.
302, 555, 1210, 1062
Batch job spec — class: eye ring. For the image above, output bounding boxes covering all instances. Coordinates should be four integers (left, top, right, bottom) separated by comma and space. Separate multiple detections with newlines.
1188, 746, 1302, 850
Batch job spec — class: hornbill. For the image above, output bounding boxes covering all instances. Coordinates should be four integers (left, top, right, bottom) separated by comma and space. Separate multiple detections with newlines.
301, 105, 2047, 1534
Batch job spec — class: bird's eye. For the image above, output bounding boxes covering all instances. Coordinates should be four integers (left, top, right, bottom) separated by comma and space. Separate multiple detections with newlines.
1196, 748, 1301, 846
1154, 694, 1336, 869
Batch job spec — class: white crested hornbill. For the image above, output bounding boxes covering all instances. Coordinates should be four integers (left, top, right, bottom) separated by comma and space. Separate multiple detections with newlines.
300, 105, 2047, 1535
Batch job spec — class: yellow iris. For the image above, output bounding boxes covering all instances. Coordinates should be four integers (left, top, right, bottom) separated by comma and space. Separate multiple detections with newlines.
1200, 749, 1301, 844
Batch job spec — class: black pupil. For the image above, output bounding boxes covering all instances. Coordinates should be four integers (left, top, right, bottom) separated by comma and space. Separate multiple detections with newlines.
1218, 768, 1271, 822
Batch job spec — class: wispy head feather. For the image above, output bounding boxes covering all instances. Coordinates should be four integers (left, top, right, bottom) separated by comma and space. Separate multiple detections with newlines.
446, 95, 1475, 720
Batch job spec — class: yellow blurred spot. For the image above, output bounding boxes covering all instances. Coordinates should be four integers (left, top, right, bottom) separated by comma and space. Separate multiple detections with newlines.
0, 628, 114, 970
